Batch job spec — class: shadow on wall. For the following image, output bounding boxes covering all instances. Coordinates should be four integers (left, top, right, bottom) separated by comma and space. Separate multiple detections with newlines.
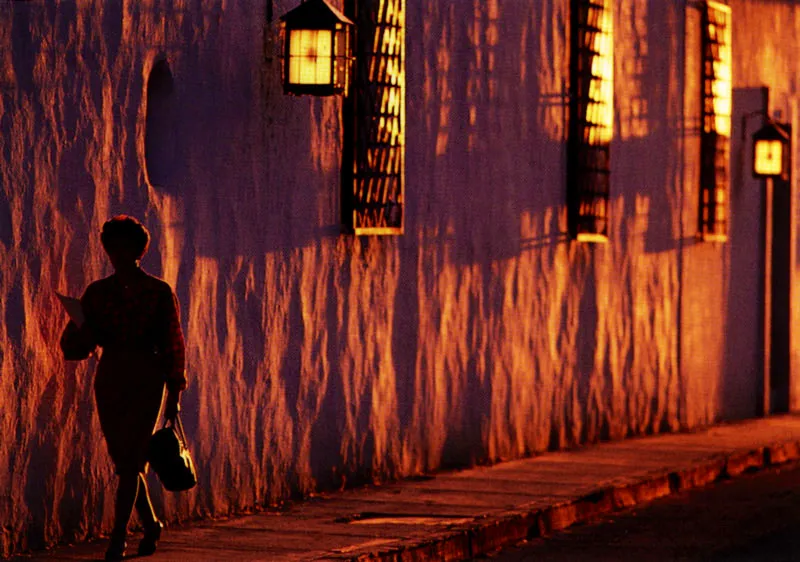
136, 7, 353, 497
408, 0, 567, 267
614, 0, 685, 257
721, 87, 769, 420
406, 0, 690, 267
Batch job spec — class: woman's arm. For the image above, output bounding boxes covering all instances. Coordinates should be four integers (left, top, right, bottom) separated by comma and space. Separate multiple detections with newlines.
161, 288, 186, 417
60, 321, 97, 360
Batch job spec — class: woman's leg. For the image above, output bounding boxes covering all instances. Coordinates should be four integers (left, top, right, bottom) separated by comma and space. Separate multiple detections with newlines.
106, 472, 137, 560
135, 473, 158, 528
112, 472, 139, 536
135, 473, 163, 556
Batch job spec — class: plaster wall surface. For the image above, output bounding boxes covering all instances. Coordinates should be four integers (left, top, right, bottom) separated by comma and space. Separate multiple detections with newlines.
0, 0, 794, 556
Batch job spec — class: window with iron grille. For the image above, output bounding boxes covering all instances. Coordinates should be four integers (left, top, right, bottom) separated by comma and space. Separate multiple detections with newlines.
341, 0, 405, 235
698, 1, 731, 242
568, 0, 614, 243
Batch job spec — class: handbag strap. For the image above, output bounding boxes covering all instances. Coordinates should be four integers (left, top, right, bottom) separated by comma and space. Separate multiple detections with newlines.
164, 414, 188, 446
174, 414, 188, 445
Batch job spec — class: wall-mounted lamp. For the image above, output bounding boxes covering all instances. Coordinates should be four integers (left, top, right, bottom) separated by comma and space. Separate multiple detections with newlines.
280, 0, 354, 96
753, 121, 790, 180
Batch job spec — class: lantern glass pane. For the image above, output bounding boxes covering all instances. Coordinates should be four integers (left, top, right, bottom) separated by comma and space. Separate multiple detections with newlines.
288, 29, 333, 85
754, 139, 784, 176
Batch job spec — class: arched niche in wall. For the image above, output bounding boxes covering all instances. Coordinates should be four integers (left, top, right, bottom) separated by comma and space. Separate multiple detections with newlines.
145, 59, 176, 189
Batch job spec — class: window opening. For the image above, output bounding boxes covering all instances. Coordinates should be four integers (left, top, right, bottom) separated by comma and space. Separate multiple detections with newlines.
341, 0, 405, 235
698, 1, 732, 241
567, 0, 614, 243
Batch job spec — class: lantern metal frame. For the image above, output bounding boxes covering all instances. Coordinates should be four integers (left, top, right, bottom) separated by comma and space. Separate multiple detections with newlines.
279, 0, 354, 97
753, 121, 790, 181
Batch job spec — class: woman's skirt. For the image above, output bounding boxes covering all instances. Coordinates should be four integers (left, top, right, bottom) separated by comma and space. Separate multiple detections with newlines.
94, 348, 165, 474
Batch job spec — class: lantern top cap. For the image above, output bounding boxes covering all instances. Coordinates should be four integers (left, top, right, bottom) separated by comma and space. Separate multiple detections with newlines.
280, 0, 354, 28
753, 120, 790, 143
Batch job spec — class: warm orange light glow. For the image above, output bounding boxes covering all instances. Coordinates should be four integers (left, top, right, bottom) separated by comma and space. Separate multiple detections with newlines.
711, 45, 731, 136
576, 232, 609, 243
705, 2, 731, 137
754, 139, 784, 177
288, 29, 333, 85
588, 5, 613, 145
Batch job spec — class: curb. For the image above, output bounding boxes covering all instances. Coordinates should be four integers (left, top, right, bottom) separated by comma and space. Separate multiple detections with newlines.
348, 439, 800, 562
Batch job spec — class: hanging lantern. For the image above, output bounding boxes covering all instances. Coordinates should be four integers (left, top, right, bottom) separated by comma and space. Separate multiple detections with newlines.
753, 121, 790, 180
280, 0, 354, 96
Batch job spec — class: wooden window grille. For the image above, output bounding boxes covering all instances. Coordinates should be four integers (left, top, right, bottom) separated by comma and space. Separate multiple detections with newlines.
568, 0, 614, 243
342, 0, 405, 235
699, 1, 732, 242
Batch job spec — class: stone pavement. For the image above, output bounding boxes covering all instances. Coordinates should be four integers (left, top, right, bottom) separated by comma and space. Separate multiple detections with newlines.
13, 415, 800, 562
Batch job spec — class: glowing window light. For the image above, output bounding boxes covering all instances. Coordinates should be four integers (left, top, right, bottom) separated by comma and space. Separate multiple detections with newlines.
699, 0, 732, 242
288, 29, 333, 84
567, 0, 614, 242
754, 140, 784, 177
280, 0, 353, 96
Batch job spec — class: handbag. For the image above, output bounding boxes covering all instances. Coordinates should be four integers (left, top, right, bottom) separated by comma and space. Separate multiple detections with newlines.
148, 414, 198, 492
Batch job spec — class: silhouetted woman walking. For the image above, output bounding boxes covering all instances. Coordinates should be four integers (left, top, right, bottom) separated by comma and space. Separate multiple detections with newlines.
60, 215, 186, 560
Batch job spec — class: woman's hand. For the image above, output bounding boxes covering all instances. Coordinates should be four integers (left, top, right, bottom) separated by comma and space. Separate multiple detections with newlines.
60, 321, 97, 361
165, 391, 181, 420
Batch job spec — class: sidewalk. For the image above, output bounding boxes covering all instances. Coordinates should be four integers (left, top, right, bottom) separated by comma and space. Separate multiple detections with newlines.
14, 415, 800, 562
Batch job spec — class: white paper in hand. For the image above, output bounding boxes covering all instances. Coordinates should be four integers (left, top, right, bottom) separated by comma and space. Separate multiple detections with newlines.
56, 293, 85, 328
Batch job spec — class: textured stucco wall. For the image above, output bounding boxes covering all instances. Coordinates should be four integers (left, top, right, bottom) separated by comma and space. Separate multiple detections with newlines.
0, 0, 796, 557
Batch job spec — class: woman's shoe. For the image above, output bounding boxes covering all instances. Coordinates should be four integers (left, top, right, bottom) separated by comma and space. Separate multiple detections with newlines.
104, 531, 127, 561
137, 520, 163, 556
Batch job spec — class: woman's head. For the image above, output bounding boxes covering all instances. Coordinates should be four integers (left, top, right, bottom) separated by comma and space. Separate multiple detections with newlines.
101, 215, 151, 268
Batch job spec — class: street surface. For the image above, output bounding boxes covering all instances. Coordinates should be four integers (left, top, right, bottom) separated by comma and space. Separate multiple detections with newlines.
488, 461, 800, 561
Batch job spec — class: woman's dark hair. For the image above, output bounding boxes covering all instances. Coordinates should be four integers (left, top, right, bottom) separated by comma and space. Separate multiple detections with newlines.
101, 215, 151, 260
